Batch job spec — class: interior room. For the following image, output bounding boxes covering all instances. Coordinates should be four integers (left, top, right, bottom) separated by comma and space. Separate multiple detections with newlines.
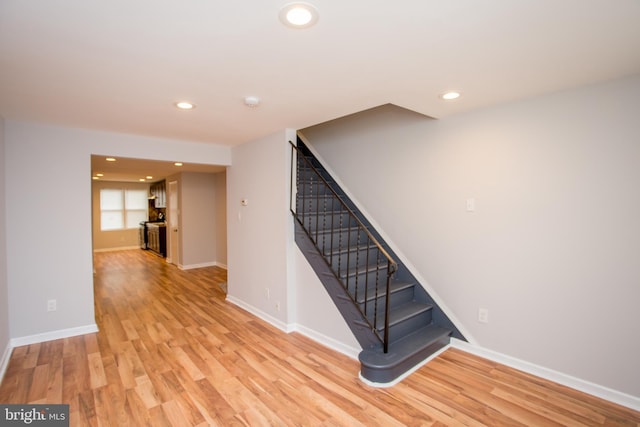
1, 1, 639, 424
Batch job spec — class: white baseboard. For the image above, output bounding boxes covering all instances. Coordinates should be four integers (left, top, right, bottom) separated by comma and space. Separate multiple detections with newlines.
0, 341, 13, 384
178, 261, 218, 270
10, 324, 99, 348
293, 324, 361, 361
451, 339, 640, 412
223, 295, 362, 360
225, 297, 364, 361
225, 296, 294, 333
215, 262, 228, 270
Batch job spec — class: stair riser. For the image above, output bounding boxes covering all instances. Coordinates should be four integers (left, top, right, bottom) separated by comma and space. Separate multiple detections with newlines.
386, 310, 433, 344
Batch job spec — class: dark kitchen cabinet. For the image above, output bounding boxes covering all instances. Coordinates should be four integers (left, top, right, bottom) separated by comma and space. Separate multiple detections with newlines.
150, 181, 166, 208
147, 223, 166, 257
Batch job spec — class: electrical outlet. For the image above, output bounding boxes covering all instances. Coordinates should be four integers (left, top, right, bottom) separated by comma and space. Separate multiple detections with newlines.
47, 299, 57, 312
266, 288, 270, 300
478, 308, 489, 323
275, 302, 281, 312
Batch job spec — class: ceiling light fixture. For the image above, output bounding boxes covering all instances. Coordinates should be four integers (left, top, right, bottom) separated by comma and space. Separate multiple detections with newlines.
174, 162, 183, 167
96, 173, 104, 177
279, 2, 319, 28
106, 157, 116, 162
440, 91, 461, 100
146, 176, 153, 180
244, 96, 261, 108
175, 101, 195, 110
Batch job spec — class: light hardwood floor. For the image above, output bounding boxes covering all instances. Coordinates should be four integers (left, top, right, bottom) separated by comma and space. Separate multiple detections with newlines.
1, 249, 639, 426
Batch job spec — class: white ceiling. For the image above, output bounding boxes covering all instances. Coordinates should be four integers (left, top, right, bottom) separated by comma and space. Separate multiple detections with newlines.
1, 1, 640, 147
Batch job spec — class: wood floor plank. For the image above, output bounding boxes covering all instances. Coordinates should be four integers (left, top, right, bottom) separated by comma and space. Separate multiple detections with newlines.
1, 249, 639, 426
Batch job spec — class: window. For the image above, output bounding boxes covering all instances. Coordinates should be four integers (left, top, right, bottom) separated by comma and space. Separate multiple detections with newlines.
100, 188, 148, 231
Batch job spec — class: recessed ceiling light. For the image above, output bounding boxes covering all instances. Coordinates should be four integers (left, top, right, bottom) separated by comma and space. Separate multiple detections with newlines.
174, 162, 183, 167
175, 101, 195, 110
244, 96, 261, 107
146, 176, 153, 180
96, 173, 104, 177
92, 176, 99, 180
440, 91, 461, 100
106, 157, 116, 162
139, 178, 146, 182
279, 3, 318, 28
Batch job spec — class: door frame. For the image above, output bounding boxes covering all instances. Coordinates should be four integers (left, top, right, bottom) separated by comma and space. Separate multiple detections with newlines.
167, 180, 179, 265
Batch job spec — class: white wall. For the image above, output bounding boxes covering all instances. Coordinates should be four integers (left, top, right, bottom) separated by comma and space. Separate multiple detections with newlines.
301, 75, 640, 397
224, 128, 359, 354
4, 121, 231, 341
0, 116, 10, 376
165, 171, 227, 269
180, 172, 218, 268
226, 130, 295, 327
214, 172, 227, 267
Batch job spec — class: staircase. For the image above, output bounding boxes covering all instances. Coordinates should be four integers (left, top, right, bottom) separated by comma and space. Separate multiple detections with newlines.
291, 137, 465, 384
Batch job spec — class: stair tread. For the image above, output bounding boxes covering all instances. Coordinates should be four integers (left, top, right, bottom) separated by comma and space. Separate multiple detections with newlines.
359, 325, 452, 368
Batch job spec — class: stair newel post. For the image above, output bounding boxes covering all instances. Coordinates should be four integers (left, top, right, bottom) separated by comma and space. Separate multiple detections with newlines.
383, 259, 392, 353
290, 143, 296, 214
337, 205, 343, 280
363, 238, 371, 317
354, 229, 361, 305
